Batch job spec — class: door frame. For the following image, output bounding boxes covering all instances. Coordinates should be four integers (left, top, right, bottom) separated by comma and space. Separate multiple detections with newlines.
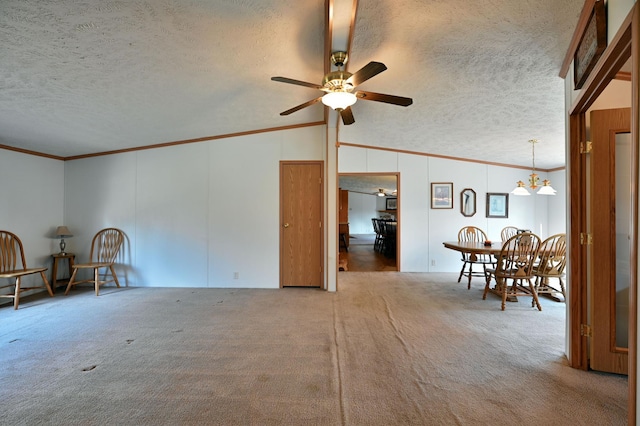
567, 3, 638, 421
337, 172, 401, 271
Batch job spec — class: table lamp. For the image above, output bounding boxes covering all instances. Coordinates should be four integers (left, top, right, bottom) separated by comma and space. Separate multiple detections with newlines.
55, 226, 73, 254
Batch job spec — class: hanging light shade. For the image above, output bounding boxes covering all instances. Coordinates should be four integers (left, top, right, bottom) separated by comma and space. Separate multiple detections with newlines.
511, 139, 556, 196
511, 181, 531, 196
537, 180, 557, 195
322, 91, 357, 110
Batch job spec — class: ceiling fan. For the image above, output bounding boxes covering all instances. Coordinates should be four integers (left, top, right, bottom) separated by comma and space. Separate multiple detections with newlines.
376, 188, 395, 197
271, 51, 413, 125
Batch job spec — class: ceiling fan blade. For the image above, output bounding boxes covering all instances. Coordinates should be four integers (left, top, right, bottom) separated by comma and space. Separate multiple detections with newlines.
271, 76, 324, 90
279, 97, 323, 115
345, 62, 387, 87
339, 106, 355, 125
355, 90, 413, 107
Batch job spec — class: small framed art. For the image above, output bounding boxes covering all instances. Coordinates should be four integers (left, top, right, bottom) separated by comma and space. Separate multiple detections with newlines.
486, 193, 509, 218
431, 182, 453, 209
386, 198, 397, 210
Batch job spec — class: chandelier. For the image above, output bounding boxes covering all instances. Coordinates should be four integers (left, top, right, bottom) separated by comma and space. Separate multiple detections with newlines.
511, 139, 556, 196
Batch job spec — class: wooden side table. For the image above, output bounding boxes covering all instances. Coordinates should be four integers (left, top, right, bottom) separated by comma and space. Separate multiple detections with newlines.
51, 253, 75, 293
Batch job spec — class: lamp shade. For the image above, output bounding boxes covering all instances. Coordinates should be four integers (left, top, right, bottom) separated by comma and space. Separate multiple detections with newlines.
511, 181, 531, 196
321, 91, 357, 110
537, 180, 557, 195
55, 226, 73, 237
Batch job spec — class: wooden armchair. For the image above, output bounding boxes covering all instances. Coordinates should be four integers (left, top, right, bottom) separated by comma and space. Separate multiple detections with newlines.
483, 232, 542, 310
500, 226, 519, 241
457, 226, 494, 289
0, 231, 53, 309
533, 233, 566, 301
65, 228, 124, 296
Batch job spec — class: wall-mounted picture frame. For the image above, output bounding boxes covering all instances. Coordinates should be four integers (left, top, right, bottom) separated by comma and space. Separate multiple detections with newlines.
431, 182, 453, 209
486, 193, 509, 218
460, 188, 476, 217
574, 0, 607, 90
386, 198, 397, 210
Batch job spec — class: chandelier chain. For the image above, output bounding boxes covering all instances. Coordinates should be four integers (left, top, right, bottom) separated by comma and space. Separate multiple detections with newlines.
530, 138, 537, 172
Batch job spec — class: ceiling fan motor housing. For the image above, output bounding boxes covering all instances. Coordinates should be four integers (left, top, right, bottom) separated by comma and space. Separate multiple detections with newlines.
331, 51, 348, 67
323, 71, 354, 91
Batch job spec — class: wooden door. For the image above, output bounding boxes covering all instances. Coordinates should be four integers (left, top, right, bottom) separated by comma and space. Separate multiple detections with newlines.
339, 189, 349, 248
589, 108, 631, 374
280, 161, 323, 287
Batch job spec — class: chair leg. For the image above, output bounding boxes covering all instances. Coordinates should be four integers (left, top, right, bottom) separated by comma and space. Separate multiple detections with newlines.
94, 268, 100, 296
501, 279, 508, 311
110, 265, 121, 288
14, 277, 21, 310
482, 275, 491, 300
65, 268, 79, 295
40, 271, 54, 297
529, 279, 542, 311
467, 263, 473, 289
559, 277, 566, 299
457, 261, 467, 283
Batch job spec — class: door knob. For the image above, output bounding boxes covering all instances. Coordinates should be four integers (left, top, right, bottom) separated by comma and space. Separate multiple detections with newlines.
283, 223, 290, 228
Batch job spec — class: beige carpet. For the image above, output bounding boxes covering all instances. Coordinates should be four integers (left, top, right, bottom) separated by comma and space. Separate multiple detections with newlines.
0, 272, 627, 425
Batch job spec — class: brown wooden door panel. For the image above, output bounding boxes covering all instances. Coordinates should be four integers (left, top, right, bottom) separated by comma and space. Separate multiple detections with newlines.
280, 162, 323, 287
590, 107, 631, 375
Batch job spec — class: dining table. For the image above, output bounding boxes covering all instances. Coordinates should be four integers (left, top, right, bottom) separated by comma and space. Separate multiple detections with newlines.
442, 240, 503, 260
443, 240, 514, 300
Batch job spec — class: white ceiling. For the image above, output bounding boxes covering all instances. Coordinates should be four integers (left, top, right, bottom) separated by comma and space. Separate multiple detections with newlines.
0, 0, 584, 168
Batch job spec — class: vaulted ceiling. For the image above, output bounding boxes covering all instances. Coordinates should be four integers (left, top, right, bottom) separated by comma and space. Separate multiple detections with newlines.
1, 0, 584, 168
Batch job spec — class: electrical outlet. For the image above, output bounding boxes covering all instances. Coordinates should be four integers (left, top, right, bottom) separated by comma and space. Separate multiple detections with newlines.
431, 260, 436, 266
233, 272, 239, 279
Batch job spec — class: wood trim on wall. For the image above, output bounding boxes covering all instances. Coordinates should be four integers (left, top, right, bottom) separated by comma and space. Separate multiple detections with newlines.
629, 4, 639, 422
1, 122, 325, 162
616, 71, 632, 81
338, 141, 563, 173
0, 144, 65, 161
568, 112, 588, 370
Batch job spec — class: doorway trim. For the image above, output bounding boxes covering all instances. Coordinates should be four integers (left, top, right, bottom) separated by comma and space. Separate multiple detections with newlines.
566, 3, 637, 421
337, 172, 401, 271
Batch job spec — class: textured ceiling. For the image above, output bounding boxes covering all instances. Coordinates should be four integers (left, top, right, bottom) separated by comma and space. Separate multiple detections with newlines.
0, 0, 584, 168
339, 174, 397, 196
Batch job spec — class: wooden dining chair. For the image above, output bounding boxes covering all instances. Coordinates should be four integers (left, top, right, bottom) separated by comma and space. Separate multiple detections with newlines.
65, 228, 124, 296
533, 233, 566, 302
483, 232, 542, 311
457, 226, 494, 289
371, 218, 383, 252
500, 226, 519, 242
0, 230, 53, 309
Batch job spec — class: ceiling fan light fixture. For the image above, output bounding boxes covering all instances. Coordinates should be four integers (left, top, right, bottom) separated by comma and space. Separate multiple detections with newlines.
322, 91, 357, 110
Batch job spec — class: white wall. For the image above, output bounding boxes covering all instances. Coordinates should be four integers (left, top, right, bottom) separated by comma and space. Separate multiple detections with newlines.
339, 145, 564, 272
347, 192, 378, 234
63, 126, 325, 289
0, 150, 65, 291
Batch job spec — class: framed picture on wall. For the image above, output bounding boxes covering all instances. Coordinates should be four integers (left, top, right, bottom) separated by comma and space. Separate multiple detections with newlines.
386, 198, 397, 210
431, 182, 453, 209
486, 193, 509, 218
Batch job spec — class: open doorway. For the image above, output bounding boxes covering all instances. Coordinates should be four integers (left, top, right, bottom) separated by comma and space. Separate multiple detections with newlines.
338, 173, 399, 271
